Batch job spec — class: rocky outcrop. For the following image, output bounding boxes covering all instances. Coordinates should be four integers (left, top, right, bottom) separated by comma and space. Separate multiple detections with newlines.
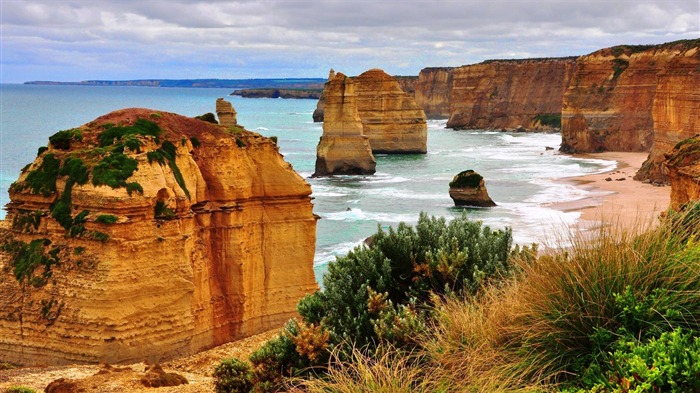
635, 44, 700, 183
561, 41, 699, 154
216, 98, 237, 127
415, 67, 455, 119
0, 108, 317, 366
353, 69, 428, 153
314, 73, 376, 176
446, 58, 576, 131
231, 88, 323, 99
448, 170, 496, 207
312, 69, 336, 122
665, 135, 700, 209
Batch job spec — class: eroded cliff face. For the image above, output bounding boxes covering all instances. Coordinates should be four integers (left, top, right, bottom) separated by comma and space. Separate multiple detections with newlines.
415, 67, 454, 119
635, 44, 700, 183
354, 69, 427, 154
446, 58, 576, 131
561, 41, 699, 154
665, 135, 700, 209
0, 109, 317, 366
314, 73, 376, 176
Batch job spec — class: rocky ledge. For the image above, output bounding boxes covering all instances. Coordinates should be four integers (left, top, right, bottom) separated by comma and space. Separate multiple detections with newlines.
448, 170, 496, 207
0, 107, 317, 366
665, 135, 700, 209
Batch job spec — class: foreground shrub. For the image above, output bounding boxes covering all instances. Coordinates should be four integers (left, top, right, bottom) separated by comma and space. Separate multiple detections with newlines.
213, 358, 253, 393
250, 212, 516, 388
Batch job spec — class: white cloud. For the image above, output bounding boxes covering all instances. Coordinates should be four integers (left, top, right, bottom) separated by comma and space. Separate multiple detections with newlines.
0, 0, 697, 82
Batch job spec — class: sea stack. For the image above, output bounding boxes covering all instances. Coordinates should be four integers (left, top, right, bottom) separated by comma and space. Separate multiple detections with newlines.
216, 97, 237, 127
0, 108, 317, 365
312, 69, 335, 122
313, 72, 376, 176
354, 68, 428, 154
449, 170, 497, 207
665, 135, 700, 209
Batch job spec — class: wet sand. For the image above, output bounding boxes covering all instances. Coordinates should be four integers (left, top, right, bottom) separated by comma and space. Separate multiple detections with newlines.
554, 152, 670, 232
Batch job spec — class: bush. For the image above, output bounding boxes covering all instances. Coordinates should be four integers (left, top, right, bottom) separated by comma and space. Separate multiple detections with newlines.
195, 113, 218, 124
213, 358, 254, 393
97, 119, 161, 147
49, 128, 82, 150
0, 238, 60, 285
21, 153, 60, 196
95, 214, 118, 224
91, 152, 138, 188
449, 170, 483, 188
37, 146, 48, 156
190, 137, 201, 148
533, 113, 562, 128
154, 201, 176, 220
4, 387, 36, 393
126, 182, 144, 196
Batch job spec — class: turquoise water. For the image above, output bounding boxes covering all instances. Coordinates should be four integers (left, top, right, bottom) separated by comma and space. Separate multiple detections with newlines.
0, 84, 615, 281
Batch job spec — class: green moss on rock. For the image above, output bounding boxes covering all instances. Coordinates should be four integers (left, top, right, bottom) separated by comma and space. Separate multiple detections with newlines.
449, 170, 484, 189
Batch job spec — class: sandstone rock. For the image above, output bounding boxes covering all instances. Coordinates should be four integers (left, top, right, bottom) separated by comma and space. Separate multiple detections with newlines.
448, 170, 496, 207
314, 72, 376, 176
312, 69, 336, 122
561, 40, 699, 154
446, 58, 576, 131
216, 98, 237, 127
140, 364, 188, 387
635, 42, 700, 184
0, 108, 317, 366
664, 135, 700, 209
415, 67, 454, 119
354, 69, 427, 154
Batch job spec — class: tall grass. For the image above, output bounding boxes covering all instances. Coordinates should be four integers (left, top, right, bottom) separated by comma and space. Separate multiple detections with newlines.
425, 205, 700, 390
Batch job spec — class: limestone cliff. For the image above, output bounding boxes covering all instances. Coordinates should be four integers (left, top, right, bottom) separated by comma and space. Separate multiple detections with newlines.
312, 69, 336, 122
561, 40, 699, 154
665, 135, 700, 209
635, 43, 700, 183
415, 67, 455, 119
0, 108, 317, 366
446, 58, 576, 131
314, 73, 376, 176
216, 98, 237, 127
353, 69, 427, 154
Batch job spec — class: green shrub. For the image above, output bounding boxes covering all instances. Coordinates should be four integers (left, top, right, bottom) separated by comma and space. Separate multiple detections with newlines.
270, 136, 278, 145
195, 112, 218, 124
4, 387, 36, 393
533, 113, 562, 128
59, 157, 89, 185
49, 128, 82, 150
126, 182, 144, 196
88, 231, 110, 242
148, 141, 190, 199
190, 137, 201, 148
213, 358, 254, 393
97, 118, 161, 147
612, 58, 629, 78
0, 238, 60, 286
236, 138, 246, 148
21, 153, 60, 196
91, 152, 138, 188
12, 210, 43, 233
250, 323, 307, 392
37, 146, 48, 156
449, 170, 483, 188
95, 214, 118, 224
154, 201, 176, 220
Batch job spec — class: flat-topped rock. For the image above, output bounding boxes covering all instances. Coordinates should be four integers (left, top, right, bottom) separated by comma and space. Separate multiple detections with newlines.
449, 170, 496, 207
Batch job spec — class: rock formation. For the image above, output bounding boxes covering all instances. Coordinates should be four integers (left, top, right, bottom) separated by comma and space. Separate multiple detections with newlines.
314, 72, 376, 176
561, 40, 699, 154
446, 58, 576, 131
448, 170, 496, 207
353, 69, 427, 154
312, 69, 336, 122
635, 43, 700, 183
415, 67, 455, 119
665, 135, 700, 209
216, 98, 237, 127
231, 88, 323, 99
0, 108, 317, 366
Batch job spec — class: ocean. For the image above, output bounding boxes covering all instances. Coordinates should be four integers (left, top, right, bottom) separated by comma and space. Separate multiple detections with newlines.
0, 84, 615, 281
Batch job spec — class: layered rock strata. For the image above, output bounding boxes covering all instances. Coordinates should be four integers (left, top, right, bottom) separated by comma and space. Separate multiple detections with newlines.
665, 135, 700, 209
415, 67, 455, 119
314, 73, 376, 176
635, 44, 700, 183
216, 98, 237, 127
353, 69, 427, 153
448, 170, 496, 207
561, 41, 699, 154
446, 58, 576, 131
0, 108, 317, 366
312, 69, 335, 122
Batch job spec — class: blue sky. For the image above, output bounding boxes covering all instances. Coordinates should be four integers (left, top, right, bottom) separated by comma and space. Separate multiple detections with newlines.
1, 0, 698, 83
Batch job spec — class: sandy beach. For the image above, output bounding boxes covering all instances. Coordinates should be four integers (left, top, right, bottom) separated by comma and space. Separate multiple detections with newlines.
555, 152, 671, 232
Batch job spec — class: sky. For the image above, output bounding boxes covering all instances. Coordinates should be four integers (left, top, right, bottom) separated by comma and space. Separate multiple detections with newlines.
1, 0, 698, 83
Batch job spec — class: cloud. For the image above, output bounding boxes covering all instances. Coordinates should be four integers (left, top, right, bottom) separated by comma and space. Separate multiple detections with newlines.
1, 0, 698, 82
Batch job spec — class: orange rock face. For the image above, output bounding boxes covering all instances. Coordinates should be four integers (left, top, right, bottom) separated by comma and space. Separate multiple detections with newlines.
636, 45, 700, 183
665, 136, 700, 209
561, 41, 699, 154
314, 73, 376, 176
0, 109, 317, 366
446, 58, 576, 131
353, 69, 427, 154
415, 67, 454, 119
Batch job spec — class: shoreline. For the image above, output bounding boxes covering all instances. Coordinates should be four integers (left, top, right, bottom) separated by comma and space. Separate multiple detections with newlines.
554, 152, 671, 233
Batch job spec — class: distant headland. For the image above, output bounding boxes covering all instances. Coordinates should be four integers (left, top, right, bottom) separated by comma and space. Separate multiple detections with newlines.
23, 78, 326, 89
